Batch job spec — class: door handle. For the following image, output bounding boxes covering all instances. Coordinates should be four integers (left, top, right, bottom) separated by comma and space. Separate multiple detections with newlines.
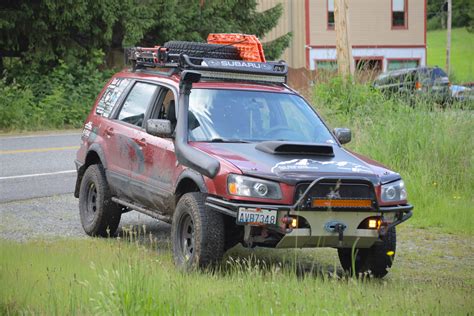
136, 138, 147, 148
104, 127, 114, 137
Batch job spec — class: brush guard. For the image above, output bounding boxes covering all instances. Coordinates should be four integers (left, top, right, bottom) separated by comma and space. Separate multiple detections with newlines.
206, 176, 413, 235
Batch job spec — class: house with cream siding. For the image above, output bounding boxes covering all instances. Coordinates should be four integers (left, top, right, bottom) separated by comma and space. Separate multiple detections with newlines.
259, 0, 426, 72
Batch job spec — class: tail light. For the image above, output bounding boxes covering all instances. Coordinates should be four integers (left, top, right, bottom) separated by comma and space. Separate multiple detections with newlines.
415, 81, 422, 90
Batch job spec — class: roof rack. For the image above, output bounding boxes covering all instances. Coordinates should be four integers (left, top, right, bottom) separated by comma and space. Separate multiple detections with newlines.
125, 45, 288, 84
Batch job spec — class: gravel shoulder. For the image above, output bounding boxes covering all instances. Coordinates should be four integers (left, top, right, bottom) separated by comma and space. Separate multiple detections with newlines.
0, 194, 170, 242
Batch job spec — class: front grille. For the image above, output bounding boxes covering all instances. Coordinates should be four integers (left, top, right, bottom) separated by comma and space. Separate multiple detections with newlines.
295, 180, 375, 209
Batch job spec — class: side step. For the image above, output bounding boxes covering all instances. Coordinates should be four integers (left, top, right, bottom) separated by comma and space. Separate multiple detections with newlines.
112, 197, 172, 224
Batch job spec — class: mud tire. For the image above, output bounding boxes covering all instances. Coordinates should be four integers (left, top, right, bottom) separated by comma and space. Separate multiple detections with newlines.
164, 41, 241, 60
338, 227, 397, 278
171, 193, 225, 269
223, 215, 243, 251
79, 164, 122, 237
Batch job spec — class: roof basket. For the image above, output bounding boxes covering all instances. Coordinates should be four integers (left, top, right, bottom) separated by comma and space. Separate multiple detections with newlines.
125, 36, 288, 84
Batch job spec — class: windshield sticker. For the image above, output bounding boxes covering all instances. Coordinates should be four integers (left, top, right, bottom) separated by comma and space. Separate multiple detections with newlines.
271, 159, 373, 174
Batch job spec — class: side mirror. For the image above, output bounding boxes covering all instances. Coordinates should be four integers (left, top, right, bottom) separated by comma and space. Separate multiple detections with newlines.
146, 119, 173, 138
333, 128, 351, 144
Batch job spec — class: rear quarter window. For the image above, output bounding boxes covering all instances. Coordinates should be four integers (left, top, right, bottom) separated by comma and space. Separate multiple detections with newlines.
96, 78, 131, 117
430, 68, 448, 80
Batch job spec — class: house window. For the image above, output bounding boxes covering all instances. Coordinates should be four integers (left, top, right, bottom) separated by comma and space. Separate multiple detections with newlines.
354, 58, 383, 72
328, 0, 335, 29
392, 0, 407, 28
387, 59, 419, 71
316, 60, 337, 71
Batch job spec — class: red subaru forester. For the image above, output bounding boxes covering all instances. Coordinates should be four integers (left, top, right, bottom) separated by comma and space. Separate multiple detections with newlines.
75, 39, 412, 277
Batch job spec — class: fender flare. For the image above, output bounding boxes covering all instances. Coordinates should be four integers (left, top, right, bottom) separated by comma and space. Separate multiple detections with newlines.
175, 169, 208, 195
87, 143, 108, 169
74, 144, 108, 197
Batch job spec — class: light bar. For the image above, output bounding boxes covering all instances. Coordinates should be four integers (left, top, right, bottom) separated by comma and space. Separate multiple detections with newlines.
312, 199, 372, 208
198, 70, 286, 83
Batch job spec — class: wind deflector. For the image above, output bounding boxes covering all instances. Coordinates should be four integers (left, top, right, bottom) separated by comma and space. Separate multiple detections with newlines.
255, 141, 334, 156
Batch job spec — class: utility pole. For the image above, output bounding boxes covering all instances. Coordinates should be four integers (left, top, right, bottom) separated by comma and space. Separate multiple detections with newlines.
445, 0, 452, 75
334, 0, 354, 79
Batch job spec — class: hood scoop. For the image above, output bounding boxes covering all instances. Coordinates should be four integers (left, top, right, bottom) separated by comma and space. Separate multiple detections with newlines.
255, 141, 334, 156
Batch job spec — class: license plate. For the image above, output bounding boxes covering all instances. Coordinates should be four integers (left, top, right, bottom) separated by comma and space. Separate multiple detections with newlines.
237, 207, 277, 225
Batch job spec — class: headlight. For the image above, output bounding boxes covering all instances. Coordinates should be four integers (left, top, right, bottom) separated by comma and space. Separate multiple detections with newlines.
381, 179, 407, 203
227, 174, 282, 200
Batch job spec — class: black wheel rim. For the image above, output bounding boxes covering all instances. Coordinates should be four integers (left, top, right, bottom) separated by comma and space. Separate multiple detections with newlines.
178, 213, 195, 261
85, 182, 98, 225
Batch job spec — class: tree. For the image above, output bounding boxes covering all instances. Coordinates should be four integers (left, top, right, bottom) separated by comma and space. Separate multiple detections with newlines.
427, 0, 473, 31
0, 0, 155, 71
141, 0, 291, 61
0, 0, 291, 73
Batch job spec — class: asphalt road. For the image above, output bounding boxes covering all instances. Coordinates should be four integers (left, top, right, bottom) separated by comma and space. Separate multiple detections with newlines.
0, 131, 169, 241
0, 132, 80, 202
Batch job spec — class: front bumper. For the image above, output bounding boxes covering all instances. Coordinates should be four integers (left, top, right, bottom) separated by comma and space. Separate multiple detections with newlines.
206, 196, 412, 248
206, 177, 413, 248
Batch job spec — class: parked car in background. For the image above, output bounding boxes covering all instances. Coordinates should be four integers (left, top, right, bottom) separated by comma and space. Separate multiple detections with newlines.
373, 66, 451, 104
450, 84, 474, 102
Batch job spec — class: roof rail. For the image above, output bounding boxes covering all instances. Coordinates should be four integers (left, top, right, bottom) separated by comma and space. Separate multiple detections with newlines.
125, 46, 288, 84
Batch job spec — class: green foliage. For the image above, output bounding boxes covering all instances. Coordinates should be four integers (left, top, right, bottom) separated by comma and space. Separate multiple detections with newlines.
262, 33, 293, 61
0, 80, 35, 130
1, 0, 290, 70
141, 0, 290, 61
0, 0, 156, 67
0, 53, 113, 130
428, 0, 474, 31
314, 78, 474, 234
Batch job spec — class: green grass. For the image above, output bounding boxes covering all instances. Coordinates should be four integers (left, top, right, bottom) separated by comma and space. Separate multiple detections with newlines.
314, 78, 474, 235
1, 227, 472, 315
427, 27, 474, 83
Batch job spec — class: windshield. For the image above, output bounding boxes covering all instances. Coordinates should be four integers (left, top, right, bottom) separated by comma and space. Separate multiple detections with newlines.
188, 89, 335, 143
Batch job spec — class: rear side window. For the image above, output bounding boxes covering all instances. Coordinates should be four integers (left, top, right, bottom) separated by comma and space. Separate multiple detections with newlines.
117, 82, 158, 126
430, 68, 448, 80
96, 78, 131, 117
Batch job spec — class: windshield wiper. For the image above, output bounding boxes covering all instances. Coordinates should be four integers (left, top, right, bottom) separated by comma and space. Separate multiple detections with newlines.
208, 138, 251, 143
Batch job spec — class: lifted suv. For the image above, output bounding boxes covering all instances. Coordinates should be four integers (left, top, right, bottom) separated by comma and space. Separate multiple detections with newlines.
75, 38, 412, 277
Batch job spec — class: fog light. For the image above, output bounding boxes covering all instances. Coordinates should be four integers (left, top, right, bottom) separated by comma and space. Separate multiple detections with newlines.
291, 218, 298, 228
368, 219, 382, 229
368, 219, 377, 228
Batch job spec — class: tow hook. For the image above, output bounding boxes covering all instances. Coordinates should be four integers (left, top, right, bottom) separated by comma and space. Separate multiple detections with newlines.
243, 225, 253, 248
325, 221, 347, 245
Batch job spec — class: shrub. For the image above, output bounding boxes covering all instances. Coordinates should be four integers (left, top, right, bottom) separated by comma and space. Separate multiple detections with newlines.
0, 51, 114, 131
